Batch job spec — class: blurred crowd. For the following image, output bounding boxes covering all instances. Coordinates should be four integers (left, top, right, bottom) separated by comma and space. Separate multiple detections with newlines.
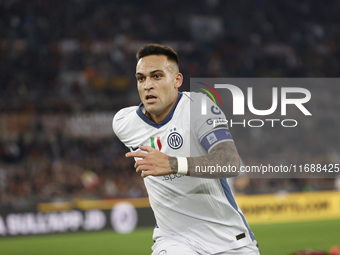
0, 0, 339, 210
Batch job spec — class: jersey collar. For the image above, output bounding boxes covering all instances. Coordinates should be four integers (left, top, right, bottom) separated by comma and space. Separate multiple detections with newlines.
136, 92, 183, 128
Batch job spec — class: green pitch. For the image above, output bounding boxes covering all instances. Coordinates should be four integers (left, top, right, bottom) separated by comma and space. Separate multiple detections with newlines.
0, 219, 339, 255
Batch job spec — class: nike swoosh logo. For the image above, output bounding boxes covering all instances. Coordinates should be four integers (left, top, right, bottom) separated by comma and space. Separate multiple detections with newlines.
130, 146, 140, 151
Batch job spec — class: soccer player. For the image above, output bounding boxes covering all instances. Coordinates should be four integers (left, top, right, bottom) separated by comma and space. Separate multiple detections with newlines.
112, 44, 260, 255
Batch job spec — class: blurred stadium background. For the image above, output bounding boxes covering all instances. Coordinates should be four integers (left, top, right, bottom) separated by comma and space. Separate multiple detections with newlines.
0, 0, 340, 254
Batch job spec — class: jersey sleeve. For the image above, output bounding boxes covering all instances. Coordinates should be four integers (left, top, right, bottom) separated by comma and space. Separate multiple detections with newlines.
191, 92, 233, 153
112, 107, 135, 143
112, 109, 123, 141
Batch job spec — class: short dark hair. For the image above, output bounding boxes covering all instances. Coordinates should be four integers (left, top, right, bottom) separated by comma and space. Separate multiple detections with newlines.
136, 43, 179, 66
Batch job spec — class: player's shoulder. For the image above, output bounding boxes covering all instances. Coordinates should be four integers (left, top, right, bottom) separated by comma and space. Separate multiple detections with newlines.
181, 91, 206, 103
181, 91, 213, 110
113, 106, 137, 121
112, 106, 138, 134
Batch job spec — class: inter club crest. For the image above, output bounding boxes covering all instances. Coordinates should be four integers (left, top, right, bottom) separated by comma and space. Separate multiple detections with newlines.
167, 128, 183, 149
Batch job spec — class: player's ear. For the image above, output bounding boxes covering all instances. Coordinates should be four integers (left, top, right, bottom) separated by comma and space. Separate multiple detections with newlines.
174, 72, 183, 89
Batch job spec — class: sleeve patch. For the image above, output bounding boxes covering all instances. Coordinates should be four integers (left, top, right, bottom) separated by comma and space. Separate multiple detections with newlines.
201, 129, 233, 152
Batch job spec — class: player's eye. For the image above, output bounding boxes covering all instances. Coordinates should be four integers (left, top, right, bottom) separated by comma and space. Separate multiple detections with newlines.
154, 74, 162, 79
136, 76, 145, 82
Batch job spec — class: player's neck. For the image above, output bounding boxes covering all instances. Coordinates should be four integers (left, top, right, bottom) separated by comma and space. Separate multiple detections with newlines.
145, 106, 172, 124
145, 95, 178, 124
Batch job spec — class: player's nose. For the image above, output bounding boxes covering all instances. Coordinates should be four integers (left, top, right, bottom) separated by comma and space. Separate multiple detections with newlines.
144, 77, 154, 90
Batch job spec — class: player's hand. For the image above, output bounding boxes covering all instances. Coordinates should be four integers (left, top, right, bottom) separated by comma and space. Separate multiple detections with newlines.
125, 146, 172, 178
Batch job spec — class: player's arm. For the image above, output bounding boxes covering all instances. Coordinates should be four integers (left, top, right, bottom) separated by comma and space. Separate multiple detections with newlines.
125, 140, 240, 179
184, 140, 240, 178
167, 140, 240, 178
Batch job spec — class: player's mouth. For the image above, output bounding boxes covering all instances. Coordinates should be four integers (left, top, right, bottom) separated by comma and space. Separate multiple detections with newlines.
145, 94, 158, 104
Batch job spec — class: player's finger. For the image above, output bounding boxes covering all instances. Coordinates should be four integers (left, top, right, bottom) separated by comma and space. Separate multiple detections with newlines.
141, 170, 153, 178
134, 159, 148, 169
125, 151, 147, 158
136, 165, 149, 173
139, 145, 154, 152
